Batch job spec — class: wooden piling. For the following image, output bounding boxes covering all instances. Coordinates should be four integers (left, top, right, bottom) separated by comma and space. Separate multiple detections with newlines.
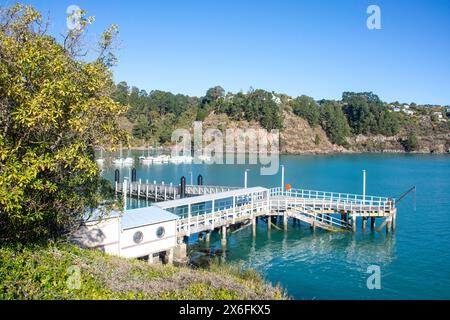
221, 225, 227, 245
252, 217, 256, 237
283, 212, 288, 230
362, 217, 367, 230
341, 211, 347, 226
371, 217, 376, 229
392, 211, 397, 232
386, 217, 392, 233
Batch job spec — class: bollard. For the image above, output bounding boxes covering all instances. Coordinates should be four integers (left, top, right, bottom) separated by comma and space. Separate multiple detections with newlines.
180, 176, 186, 198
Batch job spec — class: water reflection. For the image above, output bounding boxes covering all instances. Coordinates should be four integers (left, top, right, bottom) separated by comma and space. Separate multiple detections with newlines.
190, 221, 396, 275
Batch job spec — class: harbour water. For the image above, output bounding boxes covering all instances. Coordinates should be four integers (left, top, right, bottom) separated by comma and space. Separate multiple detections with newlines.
100, 153, 450, 299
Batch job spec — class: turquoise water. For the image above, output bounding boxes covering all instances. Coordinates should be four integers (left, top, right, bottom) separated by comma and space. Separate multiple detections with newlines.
101, 153, 450, 299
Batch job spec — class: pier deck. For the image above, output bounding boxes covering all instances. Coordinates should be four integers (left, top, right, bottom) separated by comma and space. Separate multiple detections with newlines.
116, 180, 397, 236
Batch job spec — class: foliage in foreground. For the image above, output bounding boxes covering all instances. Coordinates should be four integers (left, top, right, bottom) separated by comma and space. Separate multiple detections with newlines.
0, 243, 286, 300
0, 4, 127, 242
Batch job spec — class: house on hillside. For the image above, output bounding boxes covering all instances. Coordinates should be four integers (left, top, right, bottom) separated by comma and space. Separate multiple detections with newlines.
272, 94, 282, 105
390, 104, 414, 115
432, 111, 445, 121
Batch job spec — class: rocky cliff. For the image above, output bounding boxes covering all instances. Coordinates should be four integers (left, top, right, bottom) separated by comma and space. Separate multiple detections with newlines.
201, 112, 450, 154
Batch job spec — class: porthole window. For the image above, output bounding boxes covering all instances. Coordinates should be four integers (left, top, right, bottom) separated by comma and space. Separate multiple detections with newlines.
133, 231, 143, 244
156, 226, 165, 239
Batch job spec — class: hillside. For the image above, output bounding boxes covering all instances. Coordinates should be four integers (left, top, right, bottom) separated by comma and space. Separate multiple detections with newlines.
113, 83, 450, 154
0, 243, 286, 300
201, 111, 347, 154
160, 111, 449, 155
347, 114, 450, 153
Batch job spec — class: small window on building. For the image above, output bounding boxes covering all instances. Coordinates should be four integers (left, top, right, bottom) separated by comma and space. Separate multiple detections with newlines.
133, 231, 143, 244
156, 226, 165, 239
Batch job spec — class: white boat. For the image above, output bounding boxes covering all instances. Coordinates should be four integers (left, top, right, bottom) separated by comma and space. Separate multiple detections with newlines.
152, 156, 164, 164
170, 155, 194, 164
123, 157, 134, 165
169, 156, 184, 164
198, 154, 212, 162
113, 146, 134, 166
142, 157, 153, 164
112, 158, 123, 165
158, 155, 170, 163
141, 146, 152, 164
96, 148, 105, 165
138, 141, 146, 161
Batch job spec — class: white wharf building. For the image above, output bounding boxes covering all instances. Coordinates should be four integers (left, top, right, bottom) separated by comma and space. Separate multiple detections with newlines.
72, 206, 179, 264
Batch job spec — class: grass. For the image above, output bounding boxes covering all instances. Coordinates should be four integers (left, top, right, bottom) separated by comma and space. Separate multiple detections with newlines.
0, 242, 286, 300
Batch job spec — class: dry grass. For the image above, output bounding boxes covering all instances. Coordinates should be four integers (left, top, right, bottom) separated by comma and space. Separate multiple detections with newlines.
0, 243, 287, 300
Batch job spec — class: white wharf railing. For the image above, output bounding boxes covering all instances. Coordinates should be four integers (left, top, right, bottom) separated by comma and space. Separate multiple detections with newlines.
185, 185, 240, 195
270, 187, 395, 212
269, 197, 352, 231
126, 186, 396, 237
116, 182, 240, 201
176, 200, 268, 237
154, 187, 270, 237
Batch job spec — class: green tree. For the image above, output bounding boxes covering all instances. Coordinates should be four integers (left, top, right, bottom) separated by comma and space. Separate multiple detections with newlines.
112, 81, 129, 106
215, 89, 282, 130
292, 95, 320, 127
343, 92, 399, 136
202, 86, 225, 106
314, 134, 321, 146
0, 4, 127, 241
402, 133, 419, 152
319, 101, 351, 146
132, 115, 150, 139
196, 106, 210, 121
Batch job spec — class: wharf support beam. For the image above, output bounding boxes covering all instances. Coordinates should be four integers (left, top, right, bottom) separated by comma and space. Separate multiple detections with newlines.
173, 242, 188, 266
221, 226, 227, 245
283, 212, 288, 230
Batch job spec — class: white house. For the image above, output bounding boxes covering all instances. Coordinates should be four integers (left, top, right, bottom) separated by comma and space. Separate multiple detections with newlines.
72, 206, 179, 264
432, 111, 444, 120
271, 94, 282, 105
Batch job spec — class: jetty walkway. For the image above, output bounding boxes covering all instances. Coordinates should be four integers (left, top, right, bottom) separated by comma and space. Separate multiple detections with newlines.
116, 180, 397, 239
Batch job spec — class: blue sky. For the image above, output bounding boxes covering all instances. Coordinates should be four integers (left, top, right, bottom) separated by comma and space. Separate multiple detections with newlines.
5, 0, 450, 105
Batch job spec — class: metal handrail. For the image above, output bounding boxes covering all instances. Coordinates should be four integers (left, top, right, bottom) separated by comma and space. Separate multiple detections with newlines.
269, 187, 394, 209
